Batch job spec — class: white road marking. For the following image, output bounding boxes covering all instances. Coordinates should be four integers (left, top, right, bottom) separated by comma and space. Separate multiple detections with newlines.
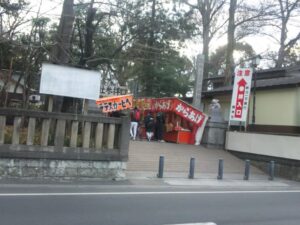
164, 223, 217, 225
0, 190, 300, 197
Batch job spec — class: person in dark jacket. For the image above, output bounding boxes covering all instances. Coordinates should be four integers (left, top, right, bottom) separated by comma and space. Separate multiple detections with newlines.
155, 112, 165, 142
144, 112, 155, 141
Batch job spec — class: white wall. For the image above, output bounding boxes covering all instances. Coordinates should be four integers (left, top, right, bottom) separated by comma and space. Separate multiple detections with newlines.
0, 80, 23, 94
226, 131, 300, 160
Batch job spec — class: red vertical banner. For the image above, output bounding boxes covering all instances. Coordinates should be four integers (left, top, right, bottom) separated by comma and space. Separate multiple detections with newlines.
229, 68, 253, 122
234, 79, 246, 118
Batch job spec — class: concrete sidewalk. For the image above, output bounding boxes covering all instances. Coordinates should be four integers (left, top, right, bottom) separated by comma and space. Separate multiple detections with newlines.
0, 140, 298, 190
127, 140, 265, 178
125, 140, 300, 188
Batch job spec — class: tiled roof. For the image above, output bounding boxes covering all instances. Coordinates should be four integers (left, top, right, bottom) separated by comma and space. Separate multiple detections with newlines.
203, 75, 300, 96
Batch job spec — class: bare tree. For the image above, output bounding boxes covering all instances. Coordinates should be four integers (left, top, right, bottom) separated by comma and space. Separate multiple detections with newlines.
180, 0, 227, 79
0, 0, 29, 40
274, 0, 300, 67
224, 0, 273, 85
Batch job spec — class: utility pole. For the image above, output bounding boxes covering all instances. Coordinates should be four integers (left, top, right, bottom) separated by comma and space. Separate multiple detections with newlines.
192, 54, 204, 110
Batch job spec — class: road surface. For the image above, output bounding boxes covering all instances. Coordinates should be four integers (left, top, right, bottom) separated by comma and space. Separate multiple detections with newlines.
0, 185, 300, 225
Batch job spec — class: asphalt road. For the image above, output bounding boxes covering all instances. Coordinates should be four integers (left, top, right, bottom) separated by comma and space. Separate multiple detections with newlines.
1, 186, 300, 225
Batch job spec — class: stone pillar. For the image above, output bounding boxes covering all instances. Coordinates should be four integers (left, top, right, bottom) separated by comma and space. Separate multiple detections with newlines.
201, 99, 228, 149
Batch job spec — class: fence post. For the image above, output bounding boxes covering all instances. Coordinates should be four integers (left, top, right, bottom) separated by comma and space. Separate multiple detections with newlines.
0, 116, 6, 144
244, 160, 251, 180
188, 158, 195, 179
268, 161, 275, 181
70, 121, 79, 148
157, 156, 164, 178
119, 116, 130, 159
12, 117, 22, 145
217, 159, 224, 180
27, 118, 36, 146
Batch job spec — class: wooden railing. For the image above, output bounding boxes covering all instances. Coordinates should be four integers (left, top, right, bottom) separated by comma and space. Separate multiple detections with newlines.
0, 108, 130, 161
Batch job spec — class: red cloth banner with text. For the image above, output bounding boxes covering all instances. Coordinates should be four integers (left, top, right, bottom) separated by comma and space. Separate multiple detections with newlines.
172, 98, 207, 127
151, 98, 174, 112
151, 98, 207, 127
229, 68, 253, 122
133, 98, 152, 110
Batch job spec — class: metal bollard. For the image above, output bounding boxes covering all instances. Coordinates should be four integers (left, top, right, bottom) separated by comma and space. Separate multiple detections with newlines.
188, 158, 195, 179
244, 160, 251, 180
217, 159, 224, 180
157, 156, 164, 178
268, 160, 275, 180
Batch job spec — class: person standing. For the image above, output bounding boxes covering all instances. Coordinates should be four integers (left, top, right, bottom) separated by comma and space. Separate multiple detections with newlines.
130, 107, 140, 140
144, 112, 154, 141
155, 112, 165, 142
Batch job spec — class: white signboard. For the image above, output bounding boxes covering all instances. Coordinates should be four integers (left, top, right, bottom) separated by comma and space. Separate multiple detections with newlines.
229, 67, 253, 122
40, 63, 101, 100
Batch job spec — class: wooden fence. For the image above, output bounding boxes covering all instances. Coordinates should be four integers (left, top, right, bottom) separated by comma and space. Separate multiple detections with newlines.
0, 108, 130, 162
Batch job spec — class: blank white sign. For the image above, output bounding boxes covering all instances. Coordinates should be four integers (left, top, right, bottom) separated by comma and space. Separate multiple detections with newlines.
40, 63, 101, 100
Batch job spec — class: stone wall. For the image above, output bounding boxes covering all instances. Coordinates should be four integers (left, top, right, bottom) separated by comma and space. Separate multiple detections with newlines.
0, 158, 127, 180
0, 108, 130, 181
201, 121, 227, 149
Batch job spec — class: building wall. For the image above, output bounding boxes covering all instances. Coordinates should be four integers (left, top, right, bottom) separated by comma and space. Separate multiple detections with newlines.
203, 87, 300, 126
249, 88, 298, 126
297, 87, 300, 126
0, 80, 23, 94
226, 131, 300, 160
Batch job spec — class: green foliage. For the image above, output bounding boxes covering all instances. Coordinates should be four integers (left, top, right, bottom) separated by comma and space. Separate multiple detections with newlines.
113, 0, 195, 97
68, 0, 195, 98
209, 42, 255, 76
0, 0, 28, 15
0, 0, 204, 103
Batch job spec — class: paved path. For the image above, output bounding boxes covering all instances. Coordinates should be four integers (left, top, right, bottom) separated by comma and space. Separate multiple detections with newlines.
126, 141, 265, 179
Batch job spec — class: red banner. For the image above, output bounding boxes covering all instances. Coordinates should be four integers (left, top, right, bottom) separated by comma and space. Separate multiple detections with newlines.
234, 78, 246, 118
229, 68, 253, 122
150, 98, 207, 127
172, 98, 206, 127
151, 98, 174, 112
133, 98, 152, 110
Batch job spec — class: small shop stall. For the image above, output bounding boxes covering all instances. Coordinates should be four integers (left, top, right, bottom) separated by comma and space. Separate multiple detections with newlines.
134, 97, 208, 145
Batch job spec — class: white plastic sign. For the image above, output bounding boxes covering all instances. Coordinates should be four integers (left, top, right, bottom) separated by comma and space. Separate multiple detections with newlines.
40, 63, 101, 100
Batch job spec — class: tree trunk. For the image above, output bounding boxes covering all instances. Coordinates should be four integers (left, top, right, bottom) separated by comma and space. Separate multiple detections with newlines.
276, 20, 287, 67
200, 0, 211, 79
202, 22, 210, 80
143, 0, 156, 97
50, 0, 75, 112
51, 0, 75, 64
224, 0, 237, 86
81, 0, 96, 66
